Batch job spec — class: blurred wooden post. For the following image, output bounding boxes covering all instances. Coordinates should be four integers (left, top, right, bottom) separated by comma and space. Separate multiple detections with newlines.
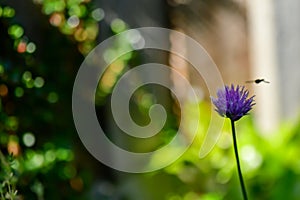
246, 0, 280, 134
273, 0, 300, 121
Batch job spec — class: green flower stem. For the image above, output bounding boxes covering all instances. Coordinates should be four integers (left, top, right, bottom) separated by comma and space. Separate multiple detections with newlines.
231, 119, 248, 200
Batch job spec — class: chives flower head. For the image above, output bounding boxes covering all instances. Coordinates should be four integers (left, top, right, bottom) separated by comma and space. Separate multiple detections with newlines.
211, 84, 255, 121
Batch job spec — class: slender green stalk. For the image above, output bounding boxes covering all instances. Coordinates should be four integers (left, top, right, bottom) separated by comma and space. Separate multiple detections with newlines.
231, 119, 248, 200
8, 183, 13, 200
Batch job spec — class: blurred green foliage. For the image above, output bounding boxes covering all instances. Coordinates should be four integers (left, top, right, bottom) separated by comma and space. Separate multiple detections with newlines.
0, 1, 99, 199
1, 1, 300, 200
122, 102, 300, 200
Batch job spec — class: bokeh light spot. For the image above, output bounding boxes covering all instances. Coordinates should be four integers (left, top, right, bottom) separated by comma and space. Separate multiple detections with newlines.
111, 18, 126, 33
45, 150, 56, 163
60, 23, 73, 35
47, 92, 59, 103
140, 93, 155, 109
63, 164, 77, 179
17, 41, 27, 53
34, 77, 45, 88
56, 148, 74, 161
6, 116, 18, 131
67, 15, 80, 28
110, 60, 124, 74
8, 25, 24, 39
91, 8, 105, 21
8, 140, 20, 156
74, 28, 88, 41
15, 87, 24, 97
100, 72, 116, 92
103, 49, 117, 64
70, 177, 83, 191
69, 5, 86, 17
85, 24, 98, 40
31, 154, 44, 168
43, 1, 65, 14
23, 132, 36, 147
78, 42, 94, 55
26, 42, 36, 53
241, 145, 263, 170
25, 79, 35, 88
2, 6, 15, 18
126, 29, 145, 49
0, 84, 8, 96
22, 71, 32, 82
50, 13, 64, 27
69, 5, 80, 16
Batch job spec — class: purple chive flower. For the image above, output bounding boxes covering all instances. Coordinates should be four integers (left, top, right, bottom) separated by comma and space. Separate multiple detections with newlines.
211, 84, 255, 121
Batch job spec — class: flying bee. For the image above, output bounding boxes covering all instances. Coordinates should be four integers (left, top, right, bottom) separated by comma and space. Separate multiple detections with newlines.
246, 78, 270, 84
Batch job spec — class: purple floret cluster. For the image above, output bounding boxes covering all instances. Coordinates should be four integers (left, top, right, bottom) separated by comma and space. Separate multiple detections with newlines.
211, 84, 255, 121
